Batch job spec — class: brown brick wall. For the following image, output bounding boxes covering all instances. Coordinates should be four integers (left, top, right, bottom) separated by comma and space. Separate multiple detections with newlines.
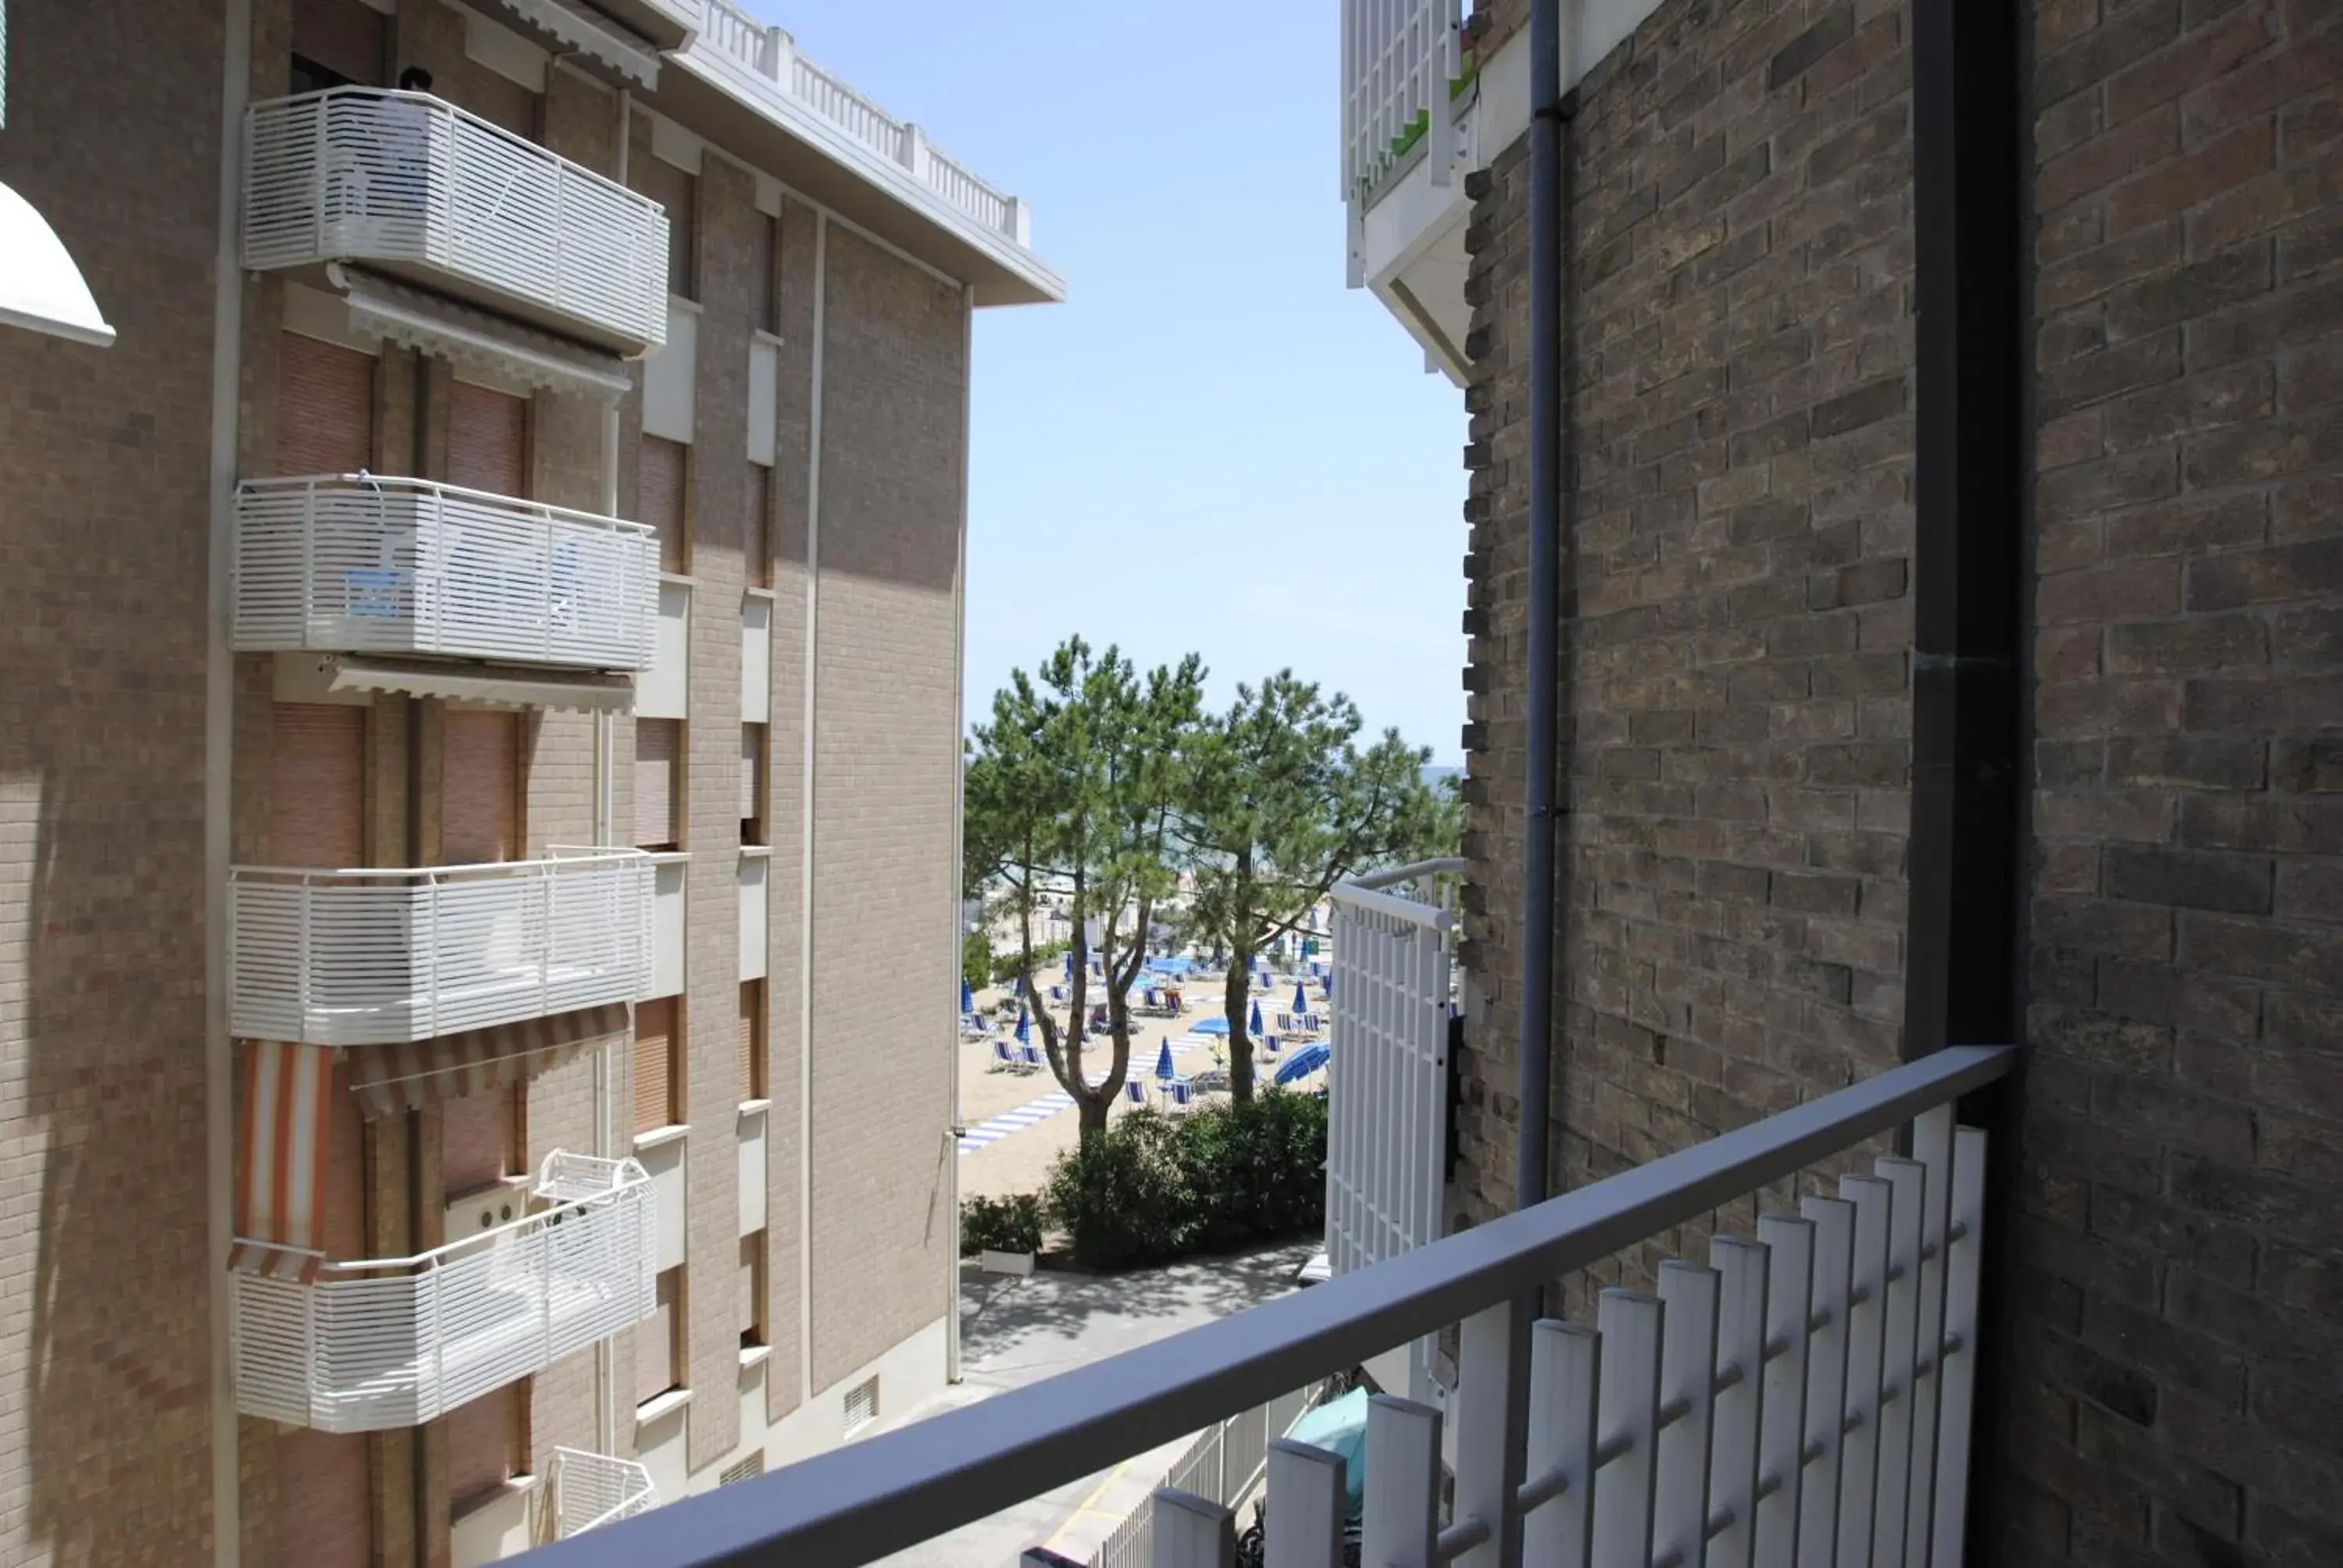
1457, 0, 1917, 1272
0, 0, 229, 1561
2008, 1, 2343, 1562
808, 226, 966, 1390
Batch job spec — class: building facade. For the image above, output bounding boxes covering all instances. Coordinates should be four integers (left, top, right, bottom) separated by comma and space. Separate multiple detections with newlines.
1340, 0, 2343, 1561
0, 1, 1058, 1563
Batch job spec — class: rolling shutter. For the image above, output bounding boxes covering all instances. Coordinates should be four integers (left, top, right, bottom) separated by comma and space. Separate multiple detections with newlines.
440, 707, 519, 864
740, 725, 764, 830
291, 0, 386, 88
276, 1429, 370, 1568
634, 718, 680, 850
269, 703, 366, 868
448, 380, 528, 498
633, 996, 676, 1135
737, 981, 762, 1102
636, 1268, 679, 1404
440, 1085, 514, 1198
638, 435, 688, 574
745, 464, 772, 589
321, 1060, 367, 1262
738, 1233, 763, 1345
278, 333, 375, 476
446, 1384, 522, 1509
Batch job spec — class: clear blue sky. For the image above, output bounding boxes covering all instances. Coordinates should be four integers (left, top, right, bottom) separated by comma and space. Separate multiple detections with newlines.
749, 4, 1468, 761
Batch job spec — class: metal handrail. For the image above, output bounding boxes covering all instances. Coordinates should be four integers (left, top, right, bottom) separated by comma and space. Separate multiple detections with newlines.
1345, 855, 1467, 891
240, 1155, 648, 1277
240, 474, 655, 538
229, 848, 647, 882
521, 1046, 2018, 1566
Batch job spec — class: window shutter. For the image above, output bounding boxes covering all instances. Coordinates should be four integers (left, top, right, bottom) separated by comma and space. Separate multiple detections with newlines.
740, 725, 762, 829
446, 1384, 520, 1508
737, 981, 762, 1103
448, 380, 529, 498
636, 1268, 679, 1404
634, 718, 680, 850
633, 996, 676, 1135
323, 1060, 367, 1260
278, 333, 375, 476
746, 464, 772, 589
440, 1085, 515, 1198
441, 708, 519, 864
270, 703, 366, 868
738, 1233, 763, 1345
276, 1430, 371, 1568
638, 435, 688, 574
291, 0, 386, 89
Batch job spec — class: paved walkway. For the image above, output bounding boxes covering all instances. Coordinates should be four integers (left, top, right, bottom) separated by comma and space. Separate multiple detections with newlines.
871, 1239, 1319, 1567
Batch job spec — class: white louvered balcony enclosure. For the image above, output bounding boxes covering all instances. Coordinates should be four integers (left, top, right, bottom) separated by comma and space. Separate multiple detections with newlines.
228, 849, 651, 1047
551, 1446, 663, 1538
243, 88, 669, 354
235, 1153, 655, 1433
234, 476, 658, 672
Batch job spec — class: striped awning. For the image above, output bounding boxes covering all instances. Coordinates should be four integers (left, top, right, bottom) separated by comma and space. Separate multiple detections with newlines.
230, 1039, 336, 1282
346, 1002, 629, 1119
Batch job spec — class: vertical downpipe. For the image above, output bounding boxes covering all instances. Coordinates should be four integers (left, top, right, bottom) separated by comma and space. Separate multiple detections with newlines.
798, 212, 828, 1410
945, 283, 975, 1384
206, 0, 256, 1560
407, 340, 431, 1568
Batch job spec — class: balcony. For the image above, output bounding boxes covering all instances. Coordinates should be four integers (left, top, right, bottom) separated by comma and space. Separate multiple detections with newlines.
519, 1046, 2012, 1566
234, 476, 658, 672
234, 1153, 655, 1433
227, 850, 651, 1047
549, 1446, 662, 1538
243, 88, 669, 355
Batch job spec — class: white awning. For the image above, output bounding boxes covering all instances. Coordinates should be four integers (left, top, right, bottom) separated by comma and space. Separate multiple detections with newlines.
331, 266, 633, 401
316, 654, 635, 713
486, 0, 662, 87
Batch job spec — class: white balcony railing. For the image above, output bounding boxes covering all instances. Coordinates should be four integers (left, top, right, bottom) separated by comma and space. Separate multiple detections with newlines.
228, 850, 651, 1047
234, 476, 658, 672
1343, 0, 1466, 202
696, 0, 1030, 247
518, 1046, 2014, 1568
243, 88, 669, 352
234, 1153, 655, 1433
551, 1445, 662, 1538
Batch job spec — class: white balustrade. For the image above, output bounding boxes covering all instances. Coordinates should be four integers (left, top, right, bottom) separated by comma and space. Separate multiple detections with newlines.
551, 1445, 663, 1537
1342, 0, 1465, 201
227, 850, 652, 1046
234, 476, 658, 671
694, 0, 1029, 245
243, 88, 669, 352
234, 1153, 656, 1433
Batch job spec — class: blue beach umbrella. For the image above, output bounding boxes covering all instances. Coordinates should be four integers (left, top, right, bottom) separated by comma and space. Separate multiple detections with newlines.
1302, 936, 1318, 960
1275, 1041, 1331, 1085
961, 978, 974, 1013
1194, 1015, 1229, 1035
1154, 1039, 1176, 1081
1249, 999, 1263, 1035
1293, 981, 1309, 1012
1323, 972, 1333, 1000
1064, 950, 1074, 981
1015, 1004, 1030, 1044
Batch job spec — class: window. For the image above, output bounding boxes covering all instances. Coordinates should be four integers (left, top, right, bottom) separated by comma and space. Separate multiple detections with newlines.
754, 210, 779, 335
638, 434, 690, 575
447, 1383, 528, 1513
440, 707, 521, 864
634, 718, 682, 851
636, 1267, 683, 1406
270, 703, 366, 869
633, 155, 697, 301
633, 996, 681, 1135
291, 0, 384, 92
738, 1232, 766, 1349
737, 980, 765, 1103
278, 332, 375, 475
448, 380, 530, 498
740, 725, 766, 845
441, 1085, 519, 1199
746, 464, 772, 590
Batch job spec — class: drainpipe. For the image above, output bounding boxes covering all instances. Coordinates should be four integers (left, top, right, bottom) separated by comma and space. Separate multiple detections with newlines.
408, 345, 432, 1568
1514, 0, 1567, 1221
946, 283, 974, 1385
1906, 0, 2024, 1553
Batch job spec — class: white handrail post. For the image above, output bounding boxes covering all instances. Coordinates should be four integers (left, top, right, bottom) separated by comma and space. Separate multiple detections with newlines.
309, 97, 328, 256
300, 479, 317, 640
1453, 1299, 1527, 1567
1364, 1395, 1441, 1567
1267, 1440, 1346, 1568
1150, 1488, 1235, 1568
1429, 0, 1457, 186
298, 875, 314, 1036
425, 871, 441, 1040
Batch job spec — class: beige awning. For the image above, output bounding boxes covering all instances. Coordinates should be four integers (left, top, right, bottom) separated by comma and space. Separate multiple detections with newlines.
331, 266, 633, 401
316, 654, 634, 713
484, 0, 662, 86
347, 1003, 631, 1118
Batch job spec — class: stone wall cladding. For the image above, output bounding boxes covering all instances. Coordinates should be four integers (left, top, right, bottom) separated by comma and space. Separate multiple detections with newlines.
2013, 0, 2343, 1562
1459, 0, 1918, 1278
807, 226, 965, 1391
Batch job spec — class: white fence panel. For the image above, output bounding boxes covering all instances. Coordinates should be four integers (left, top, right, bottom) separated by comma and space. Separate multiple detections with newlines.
1591, 1291, 1663, 1566
1340, 0, 1463, 198
243, 88, 668, 350
551, 1446, 661, 1537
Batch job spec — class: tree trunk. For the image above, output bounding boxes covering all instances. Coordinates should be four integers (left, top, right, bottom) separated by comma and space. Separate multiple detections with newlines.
1075, 1091, 1110, 1142
1224, 950, 1255, 1103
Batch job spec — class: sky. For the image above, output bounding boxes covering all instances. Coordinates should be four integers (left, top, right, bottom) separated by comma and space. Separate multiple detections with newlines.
745, 3, 1470, 762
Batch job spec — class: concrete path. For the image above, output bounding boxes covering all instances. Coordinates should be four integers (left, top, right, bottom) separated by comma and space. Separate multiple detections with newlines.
871, 1239, 1319, 1567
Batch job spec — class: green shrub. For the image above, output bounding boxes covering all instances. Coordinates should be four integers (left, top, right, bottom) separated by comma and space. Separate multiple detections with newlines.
1045, 1091, 1328, 1270
959, 1191, 1045, 1256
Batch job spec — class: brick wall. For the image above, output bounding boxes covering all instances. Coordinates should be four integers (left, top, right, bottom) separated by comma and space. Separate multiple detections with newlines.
2009, 1, 2343, 1561
0, 0, 228, 1561
1457, 0, 1918, 1275
807, 226, 966, 1390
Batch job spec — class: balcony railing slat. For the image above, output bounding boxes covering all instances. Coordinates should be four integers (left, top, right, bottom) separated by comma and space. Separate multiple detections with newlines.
1835, 1174, 1894, 1563
1591, 1290, 1663, 1565
1929, 1128, 1990, 1568
1790, 1200, 1849, 1566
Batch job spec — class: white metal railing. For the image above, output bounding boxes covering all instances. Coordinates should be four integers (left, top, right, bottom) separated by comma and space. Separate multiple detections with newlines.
242, 88, 669, 351
234, 475, 658, 671
1343, 0, 1465, 202
551, 1445, 663, 1538
234, 1153, 656, 1433
1089, 1384, 1329, 1568
694, 0, 1029, 246
515, 1046, 2013, 1568
227, 849, 651, 1046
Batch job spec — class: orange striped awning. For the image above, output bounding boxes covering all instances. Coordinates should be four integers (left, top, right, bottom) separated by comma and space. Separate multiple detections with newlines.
345, 1002, 630, 1119
229, 1039, 335, 1282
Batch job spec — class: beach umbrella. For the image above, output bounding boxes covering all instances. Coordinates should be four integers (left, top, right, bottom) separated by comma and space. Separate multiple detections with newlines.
1064, 950, 1074, 981
1015, 1005, 1030, 1044
961, 978, 974, 1014
1302, 936, 1318, 960
1323, 972, 1333, 999
1195, 1015, 1229, 1036
1249, 999, 1264, 1035
1154, 1039, 1176, 1081
1293, 981, 1309, 1012
1274, 1041, 1331, 1085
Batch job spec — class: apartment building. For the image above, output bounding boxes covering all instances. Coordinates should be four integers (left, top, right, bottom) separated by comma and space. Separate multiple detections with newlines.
0, 1, 1059, 1564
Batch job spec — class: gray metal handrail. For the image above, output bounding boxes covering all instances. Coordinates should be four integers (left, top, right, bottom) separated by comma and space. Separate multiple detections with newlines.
1345, 856, 1468, 892
519, 1045, 2016, 1567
